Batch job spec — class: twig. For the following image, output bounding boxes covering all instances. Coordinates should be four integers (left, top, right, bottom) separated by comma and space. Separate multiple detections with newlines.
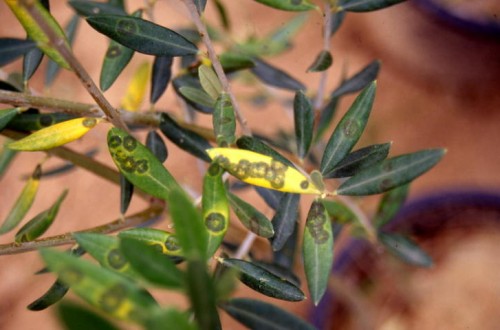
19, 0, 128, 131
0, 201, 165, 255
234, 232, 257, 259
313, 1, 333, 111
181, 0, 252, 136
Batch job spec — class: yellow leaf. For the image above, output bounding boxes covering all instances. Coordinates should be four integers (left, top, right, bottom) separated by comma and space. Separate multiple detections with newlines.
5, 0, 71, 69
207, 148, 322, 195
120, 62, 150, 112
8, 117, 102, 151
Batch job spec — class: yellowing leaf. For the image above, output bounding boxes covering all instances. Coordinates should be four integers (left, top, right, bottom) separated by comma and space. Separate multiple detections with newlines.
207, 148, 322, 195
8, 117, 102, 151
120, 62, 150, 112
5, 0, 71, 69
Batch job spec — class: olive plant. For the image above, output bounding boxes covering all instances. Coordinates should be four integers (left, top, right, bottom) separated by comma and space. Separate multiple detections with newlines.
0, 0, 444, 329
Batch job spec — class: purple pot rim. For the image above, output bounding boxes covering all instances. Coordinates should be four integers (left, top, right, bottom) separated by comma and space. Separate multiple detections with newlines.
309, 189, 500, 329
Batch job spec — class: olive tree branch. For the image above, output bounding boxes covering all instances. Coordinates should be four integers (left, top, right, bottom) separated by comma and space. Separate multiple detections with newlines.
313, 1, 333, 111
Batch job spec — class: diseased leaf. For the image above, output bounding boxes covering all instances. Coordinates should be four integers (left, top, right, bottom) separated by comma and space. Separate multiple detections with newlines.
320, 82, 376, 175
213, 92, 236, 146
339, 0, 407, 12
302, 200, 334, 305
159, 113, 212, 162
324, 142, 391, 178
253, 0, 317, 12
146, 130, 168, 163
120, 174, 134, 214
293, 90, 313, 159
100, 40, 134, 91
173, 75, 214, 113
236, 135, 294, 168
379, 232, 433, 267
198, 64, 222, 101
331, 60, 380, 98
207, 148, 320, 194
7, 112, 75, 131
8, 117, 102, 151
250, 58, 305, 91
0, 38, 36, 67
86, 15, 198, 56
271, 193, 300, 251
120, 61, 150, 111
374, 184, 410, 228
27, 280, 70, 311
107, 127, 182, 200
219, 258, 305, 301
150, 55, 173, 104
69, 0, 127, 17
337, 149, 446, 195
0, 108, 21, 131
118, 228, 183, 257
227, 192, 274, 238
58, 301, 120, 330
0, 165, 41, 235
40, 248, 159, 323
307, 50, 333, 72
15, 189, 68, 243
222, 298, 315, 330
202, 163, 230, 257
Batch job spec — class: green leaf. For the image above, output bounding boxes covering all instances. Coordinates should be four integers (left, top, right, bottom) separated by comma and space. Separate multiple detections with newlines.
330, 10, 346, 35
146, 130, 168, 163
7, 112, 75, 131
0, 108, 21, 131
202, 163, 230, 257
213, 92, 236, 146
178, 86, 215, 108
150, 55, 173, 104
119, 237, 184, 288
22, 46, 44, 82
69, 0, 127, 17
0, 38, 36, 67
118, 228, 183, 257
339, 0, 407, 12
272, 193, 300, 251
194, 0, 208, 14
307, 50, 333, 72
0, 139, 17, 180
253, 0, 317, 11
159, 113, 212, 162
86, 15, 198, 56
336, 149, 446, 195
100, 41, 134, 91
219, 258, 305, 301
272, 221, 298, 269
324, 142, 391, 178
228, 192, 274, 238
331, 60, 380, 98
293, 90, 313, 159
219, 52, 254, 72
373, 184, 410, 228
15, 189, 68, 243
198, 64, 222, 101
0, 165, 41, 235
120, 174, 134, 214
107, 127, 182, 200
58, 301, 120, 330
322, 199, 358, 225
251, 58, 305, 91
146, 309, 198, 330
173, 75, 214, 113
27, 280, 69, 311
214, 0, 230, 30
222, 298, 316, 330
40, 248, 158, 323
167, 188, 208, 261
73, 233, 135, 276
315, 96, 339, 142
236, 136, 294, 168
379, 232, 433, 267
320, 81, 376, 175
302, 200, 334, 305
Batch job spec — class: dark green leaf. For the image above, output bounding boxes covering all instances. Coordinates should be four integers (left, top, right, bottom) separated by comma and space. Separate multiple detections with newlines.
27, 280, 69, 311
219, 258, 305, 301
15, 189, 68, 243
107, 0, 126, 10
7, 112, 75, 131
213, 92, 236, 146
86, 15, 198, 56
167, 188, 208, 261
222, 298, 315, 330
271, 193, 300, 251
0, 38, 36, 67
253, 0, 316, 11
107, 127, 182, 200
339, 0, 407, 12
159, 113, 212, 162
146, 309, 197, 330
100, 41, 134, 91
324, 142, 391, 178
293, 90, 313, 159
227, 192, 274, 238
58, 301, 120, 330
315, 96, 339, 142
120, 174, 134, 214
23, 46, 44, 82
307, 50, 333, 72
150, 55, 173, 103
379, 232, 433, 267
0, 139, 17, 180
302, 200, 334, 305
119, 237, 184, 288
250, 58, 305, 91
374, 184, 410, 228
173, 75, 214, 113
320, 82, 376, 175
337, 149, 446, 195
236, 136, 294, 168
219, 52, 254, 72
69, 0, 127, 17
331, 60, 380, 98
146, 130, 168, 163
194, 0, 208, 14
252, 261, 300, 287
214, 0, 230, 30
0, 108, 21, 131
272, 221, 298, 269
330, 10, 346, 35
254, 186, 283, 210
